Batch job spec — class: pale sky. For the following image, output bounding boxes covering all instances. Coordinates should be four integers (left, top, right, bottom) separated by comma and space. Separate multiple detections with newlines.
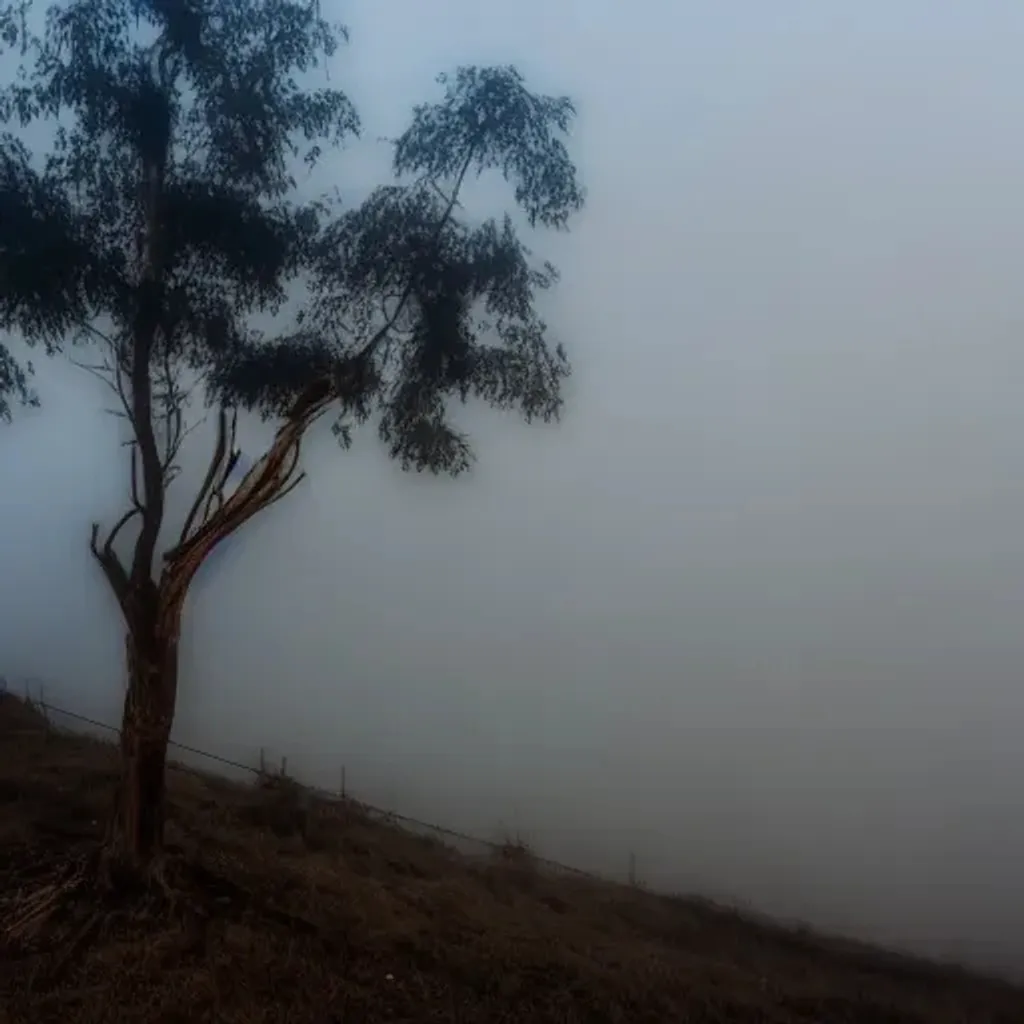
4, 0, 1024, 976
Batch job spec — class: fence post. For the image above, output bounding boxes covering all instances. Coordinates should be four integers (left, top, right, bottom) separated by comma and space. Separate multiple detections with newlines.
259, 747, 266, 775
280, 755, 287, 778
39, 683, 50, 740
629, 851, 636, 887
340, 765, 346, 798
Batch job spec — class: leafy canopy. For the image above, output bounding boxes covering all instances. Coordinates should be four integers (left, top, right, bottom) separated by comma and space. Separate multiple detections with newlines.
0, 0, 584, 481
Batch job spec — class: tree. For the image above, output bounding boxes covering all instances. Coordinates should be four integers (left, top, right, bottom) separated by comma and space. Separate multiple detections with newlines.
0, 0, 584, 880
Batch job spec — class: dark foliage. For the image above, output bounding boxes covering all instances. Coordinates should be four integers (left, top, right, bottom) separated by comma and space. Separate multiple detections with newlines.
0, 0, 583, 474
212, 62, 584, 475
0, 345, 35, 421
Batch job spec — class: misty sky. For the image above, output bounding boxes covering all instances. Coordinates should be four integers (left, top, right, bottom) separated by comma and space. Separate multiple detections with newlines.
4, 0, 1024, 976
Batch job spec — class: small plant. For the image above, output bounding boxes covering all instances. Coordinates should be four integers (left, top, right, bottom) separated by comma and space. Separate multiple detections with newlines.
497, 833, 535, 866
252, 771, 312, 841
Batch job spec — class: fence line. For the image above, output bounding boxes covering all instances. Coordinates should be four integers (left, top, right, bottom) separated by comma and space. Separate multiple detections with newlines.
2, 681, 604, 883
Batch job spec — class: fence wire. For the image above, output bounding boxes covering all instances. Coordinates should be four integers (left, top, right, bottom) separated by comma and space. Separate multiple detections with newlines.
1, 680, 600, 882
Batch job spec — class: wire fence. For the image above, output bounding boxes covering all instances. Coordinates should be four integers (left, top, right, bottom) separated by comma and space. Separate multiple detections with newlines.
0, 676, 609, 884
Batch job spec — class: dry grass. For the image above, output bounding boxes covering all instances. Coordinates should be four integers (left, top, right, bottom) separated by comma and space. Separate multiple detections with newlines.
1, 693, 1022, 1023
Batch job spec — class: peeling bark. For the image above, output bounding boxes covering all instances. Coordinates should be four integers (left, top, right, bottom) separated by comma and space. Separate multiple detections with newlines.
104, 585, 183, 868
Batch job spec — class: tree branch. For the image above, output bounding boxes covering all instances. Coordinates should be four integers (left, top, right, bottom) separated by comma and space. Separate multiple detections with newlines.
163, 384, 334, 593
105, 505, 140, 551
200, 409, 239, 525
180, 405, 230, 545
262, 469, 306, 510
129, 145, 172, 586
67, 322, 135, 427
89, 521, 132, 616
354, 140, 479, 367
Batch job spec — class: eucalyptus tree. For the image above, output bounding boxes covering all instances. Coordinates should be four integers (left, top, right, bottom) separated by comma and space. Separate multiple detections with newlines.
0, 0, 583, 875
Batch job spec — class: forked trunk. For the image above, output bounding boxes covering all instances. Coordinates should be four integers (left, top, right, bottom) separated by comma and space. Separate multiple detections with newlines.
93, 383, 333, 872
105, 601, 180, 871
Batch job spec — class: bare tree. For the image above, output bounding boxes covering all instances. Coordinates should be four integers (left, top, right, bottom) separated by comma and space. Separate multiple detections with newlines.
0, 0, 584, 884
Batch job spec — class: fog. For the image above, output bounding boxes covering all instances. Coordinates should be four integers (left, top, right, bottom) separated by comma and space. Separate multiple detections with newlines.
4, 0, 1024, 977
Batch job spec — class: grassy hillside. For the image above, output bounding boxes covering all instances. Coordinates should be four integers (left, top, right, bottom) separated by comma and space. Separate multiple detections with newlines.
1, 692, 1022, 1023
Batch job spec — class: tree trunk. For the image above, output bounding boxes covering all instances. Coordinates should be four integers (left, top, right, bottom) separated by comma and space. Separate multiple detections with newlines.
92, 381, 332, 873
105, 595, 180, 872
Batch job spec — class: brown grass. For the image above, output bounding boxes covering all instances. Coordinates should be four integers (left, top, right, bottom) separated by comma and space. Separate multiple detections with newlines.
1, 692, 1022, 1023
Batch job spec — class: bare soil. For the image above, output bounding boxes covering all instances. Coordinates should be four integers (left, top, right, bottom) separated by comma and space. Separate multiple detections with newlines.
2, 692, 1022, 1023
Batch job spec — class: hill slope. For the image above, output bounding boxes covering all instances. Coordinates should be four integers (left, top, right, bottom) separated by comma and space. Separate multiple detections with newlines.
1, 692, 1022, 1023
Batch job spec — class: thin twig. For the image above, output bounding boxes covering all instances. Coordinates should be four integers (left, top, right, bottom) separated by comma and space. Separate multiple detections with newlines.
180, 407, 229, 545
